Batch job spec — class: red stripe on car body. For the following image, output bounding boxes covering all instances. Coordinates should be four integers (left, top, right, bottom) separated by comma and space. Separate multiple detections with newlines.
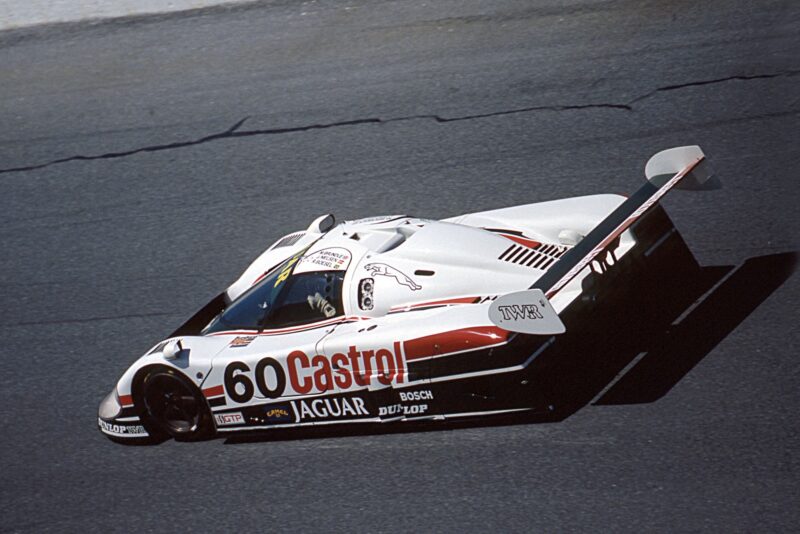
203, 385, 225, 398
500, 234, 541, 248
403, 326, 509, 361
391, 296, 481, 312
209, 316, 368, 337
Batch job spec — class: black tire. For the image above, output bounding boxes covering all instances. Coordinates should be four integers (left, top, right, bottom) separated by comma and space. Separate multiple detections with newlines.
139, 368, 212, 441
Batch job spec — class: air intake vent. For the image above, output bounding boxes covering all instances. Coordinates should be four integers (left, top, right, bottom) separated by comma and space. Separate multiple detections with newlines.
498, 243, 569, 270
271, 232, 305, 249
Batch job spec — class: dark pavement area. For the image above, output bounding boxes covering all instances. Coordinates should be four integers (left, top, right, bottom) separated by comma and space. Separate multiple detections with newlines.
0, 0, 798, 531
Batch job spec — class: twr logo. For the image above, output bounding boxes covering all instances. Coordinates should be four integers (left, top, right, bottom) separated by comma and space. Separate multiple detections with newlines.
497, 304, 544, 321
364, 263, 422, 291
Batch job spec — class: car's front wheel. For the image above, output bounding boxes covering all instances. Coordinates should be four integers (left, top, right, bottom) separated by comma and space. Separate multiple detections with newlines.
139, 368, 212, 441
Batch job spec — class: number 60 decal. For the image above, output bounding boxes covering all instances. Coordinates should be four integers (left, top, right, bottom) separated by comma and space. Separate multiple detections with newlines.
223, 357, 286, 403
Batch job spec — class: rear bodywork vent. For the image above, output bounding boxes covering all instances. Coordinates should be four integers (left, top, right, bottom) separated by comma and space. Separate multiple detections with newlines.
498, 243, 569, 270
271, 232, 305, 249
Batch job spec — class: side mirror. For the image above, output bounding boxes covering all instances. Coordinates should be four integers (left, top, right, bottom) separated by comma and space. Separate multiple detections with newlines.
307, 213, 335, 234
162, 339, 183, 360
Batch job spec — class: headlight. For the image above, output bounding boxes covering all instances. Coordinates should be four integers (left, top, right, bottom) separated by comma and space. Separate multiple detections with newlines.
98, 389, 122, 420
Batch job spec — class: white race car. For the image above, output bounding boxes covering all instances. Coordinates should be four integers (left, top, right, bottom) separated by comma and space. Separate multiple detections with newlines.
99, 146, 714, 444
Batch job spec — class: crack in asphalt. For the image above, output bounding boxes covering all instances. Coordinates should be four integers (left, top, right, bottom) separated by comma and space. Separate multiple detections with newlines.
1, 69, 798, 175
2, 311, 178, 328
627, 71, 800, 105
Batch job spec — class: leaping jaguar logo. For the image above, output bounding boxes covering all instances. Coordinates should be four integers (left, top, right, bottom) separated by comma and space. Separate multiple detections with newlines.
364, 263, 422, 291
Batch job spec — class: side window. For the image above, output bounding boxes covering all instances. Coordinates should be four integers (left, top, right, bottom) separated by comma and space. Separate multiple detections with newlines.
270, 271, 345, 328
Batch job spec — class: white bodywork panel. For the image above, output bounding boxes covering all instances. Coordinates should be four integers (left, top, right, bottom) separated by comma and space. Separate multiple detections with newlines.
109, 194, 637, 430
99, 145, 715, 440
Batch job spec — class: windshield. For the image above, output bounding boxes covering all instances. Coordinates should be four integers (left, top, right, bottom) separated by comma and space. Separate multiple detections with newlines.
204, 254, 346, 333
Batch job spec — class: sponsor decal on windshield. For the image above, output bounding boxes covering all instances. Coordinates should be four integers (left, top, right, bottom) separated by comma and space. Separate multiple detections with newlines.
294, 247, 352, 274
273, 256, 300, 287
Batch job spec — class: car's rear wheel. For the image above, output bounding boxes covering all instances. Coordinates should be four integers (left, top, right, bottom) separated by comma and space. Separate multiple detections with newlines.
140, 369, 212, 441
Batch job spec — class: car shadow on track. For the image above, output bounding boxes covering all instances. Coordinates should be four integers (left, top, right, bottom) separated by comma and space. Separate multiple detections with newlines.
593, 250, 797, 405
222, 248, 797, 446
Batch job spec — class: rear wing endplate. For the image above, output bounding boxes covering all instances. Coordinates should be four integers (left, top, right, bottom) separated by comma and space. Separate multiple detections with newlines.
488, 289, 566, 335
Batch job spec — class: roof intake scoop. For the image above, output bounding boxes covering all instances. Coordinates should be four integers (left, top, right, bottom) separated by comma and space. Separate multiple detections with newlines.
376, 226, 414, 252
307, 213, 335, 234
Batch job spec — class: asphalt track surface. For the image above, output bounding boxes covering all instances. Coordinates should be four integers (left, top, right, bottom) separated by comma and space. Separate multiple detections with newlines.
1, 1, 799, 532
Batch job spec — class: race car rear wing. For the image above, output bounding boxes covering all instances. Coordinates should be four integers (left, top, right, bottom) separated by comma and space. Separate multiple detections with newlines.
531, 145, 714, 299
485, 146, 713, 336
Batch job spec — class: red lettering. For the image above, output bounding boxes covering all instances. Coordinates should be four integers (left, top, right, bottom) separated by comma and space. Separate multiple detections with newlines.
361, 349, 375, 386
348, 346, 368, 386
288, 350, 312, 394
393, 341, 405, 383
303, 343, 406, 391
331, 352, 352, 389
312, 354, 334, 392
375, 348, 394, 385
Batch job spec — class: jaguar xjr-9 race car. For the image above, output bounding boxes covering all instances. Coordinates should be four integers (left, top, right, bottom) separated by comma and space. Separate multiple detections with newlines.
99, 146, 714, 443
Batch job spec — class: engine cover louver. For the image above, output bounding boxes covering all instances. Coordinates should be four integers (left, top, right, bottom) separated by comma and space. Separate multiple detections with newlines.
498, 243, 569, 270
271, 232, 305, 249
